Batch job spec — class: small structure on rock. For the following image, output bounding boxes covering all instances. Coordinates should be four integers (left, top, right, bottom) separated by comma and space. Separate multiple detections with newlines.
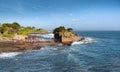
53, 26, 81, 44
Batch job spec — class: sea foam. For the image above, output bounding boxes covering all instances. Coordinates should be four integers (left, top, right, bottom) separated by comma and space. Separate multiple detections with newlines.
39, 34, 54, 39
0, 52, 22, 58
71, 37, 95, 45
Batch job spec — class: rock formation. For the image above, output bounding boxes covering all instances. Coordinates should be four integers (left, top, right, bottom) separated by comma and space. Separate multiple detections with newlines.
13, 33, 28, 41
53, 26, 81, 44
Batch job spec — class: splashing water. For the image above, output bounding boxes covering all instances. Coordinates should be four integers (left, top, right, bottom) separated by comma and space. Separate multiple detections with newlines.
39, 34, 54, 39
71, 37, 95, 45
0, 52, 22, 58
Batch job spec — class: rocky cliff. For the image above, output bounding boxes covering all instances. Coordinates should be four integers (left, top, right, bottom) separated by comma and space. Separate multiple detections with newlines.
53, 26, 81, 44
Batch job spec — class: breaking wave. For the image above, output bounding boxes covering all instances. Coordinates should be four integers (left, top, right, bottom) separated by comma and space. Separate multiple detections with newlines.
71, 37, 95, 45
38, 33, 54, 41
0, 52, 22, 58
30, 33, 54, 41
39, 33, 54, 39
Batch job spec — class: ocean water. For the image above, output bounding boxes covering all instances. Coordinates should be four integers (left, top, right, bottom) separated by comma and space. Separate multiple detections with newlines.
0, 31, 120, 72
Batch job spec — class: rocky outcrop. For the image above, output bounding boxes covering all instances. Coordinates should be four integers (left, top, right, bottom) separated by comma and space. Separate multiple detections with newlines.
13, 34, 28, 41
53, 26, 81, 44
0, 41, 59, 52
0, 34, 28, 42
61, 31, 81, 43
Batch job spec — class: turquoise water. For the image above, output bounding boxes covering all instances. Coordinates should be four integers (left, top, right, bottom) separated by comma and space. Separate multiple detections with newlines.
0, 31, 120, 72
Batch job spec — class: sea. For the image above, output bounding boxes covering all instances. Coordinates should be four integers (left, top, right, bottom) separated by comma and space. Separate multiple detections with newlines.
0, 31, 120, 72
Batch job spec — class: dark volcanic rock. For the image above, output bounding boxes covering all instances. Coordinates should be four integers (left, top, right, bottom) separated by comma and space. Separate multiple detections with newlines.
0, 41, 58, 52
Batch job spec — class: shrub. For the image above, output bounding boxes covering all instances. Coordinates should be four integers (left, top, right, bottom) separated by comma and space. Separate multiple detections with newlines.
53, 26, 66, 34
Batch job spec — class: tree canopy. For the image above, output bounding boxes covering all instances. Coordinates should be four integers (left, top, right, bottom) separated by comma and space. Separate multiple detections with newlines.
2, 22, 20, 29
11, 22, 20, 29
53, 26, 66, 34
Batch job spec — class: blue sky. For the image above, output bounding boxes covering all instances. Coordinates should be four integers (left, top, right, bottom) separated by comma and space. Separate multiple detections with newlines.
0, 0, 120, 30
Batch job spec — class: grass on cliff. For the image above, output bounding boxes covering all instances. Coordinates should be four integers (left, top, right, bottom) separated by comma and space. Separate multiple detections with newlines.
18, 28, 48, 35
0, 28, 47, 38
0, 22, 48, 38
0, 31, 15, 38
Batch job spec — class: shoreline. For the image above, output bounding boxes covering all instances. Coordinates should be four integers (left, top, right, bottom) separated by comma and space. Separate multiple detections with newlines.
0, 41, 59, 53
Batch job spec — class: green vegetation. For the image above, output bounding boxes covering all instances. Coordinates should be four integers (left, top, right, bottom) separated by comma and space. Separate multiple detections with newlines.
18, 27, 47, 35
53, 26, 65, 34
0, 27, 7, 34
53, 26, 72, 36
0, 22, 48, 38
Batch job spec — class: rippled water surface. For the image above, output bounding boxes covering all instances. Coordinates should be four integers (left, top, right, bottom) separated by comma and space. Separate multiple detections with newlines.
0, 31, 120, 72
